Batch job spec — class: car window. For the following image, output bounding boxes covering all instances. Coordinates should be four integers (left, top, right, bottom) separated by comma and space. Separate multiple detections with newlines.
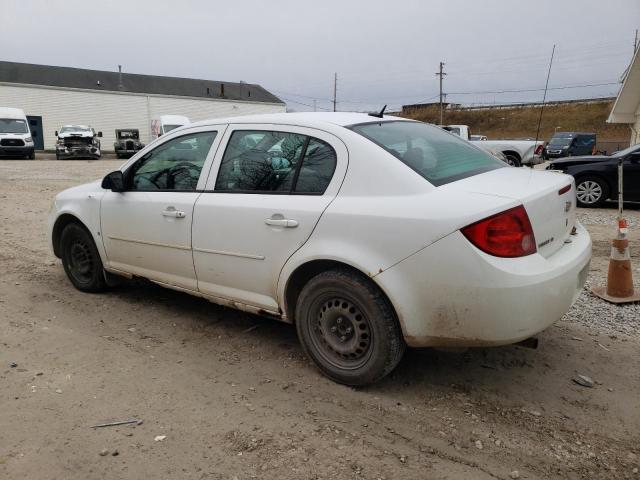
294, 138, 337, 194
128, 131, 217, 191
350, 121, 504, 186
215, 130, 329, 193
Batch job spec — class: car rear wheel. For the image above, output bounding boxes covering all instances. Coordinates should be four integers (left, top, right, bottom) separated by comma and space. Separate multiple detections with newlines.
295, 269, 405, 386
60, 223, 107, 292
504, 154, 521, 167
575, 176, 609, 207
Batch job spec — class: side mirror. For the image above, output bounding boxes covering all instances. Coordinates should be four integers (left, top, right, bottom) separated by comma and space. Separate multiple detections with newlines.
101, 170, 125, 192
97, 131, 103, 138
54, 131, 58, 136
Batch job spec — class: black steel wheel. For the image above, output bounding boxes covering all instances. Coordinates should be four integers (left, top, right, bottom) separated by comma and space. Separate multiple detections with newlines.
295, 269, 405, 386
504, 154, 521, 167
60, 223, 107, 292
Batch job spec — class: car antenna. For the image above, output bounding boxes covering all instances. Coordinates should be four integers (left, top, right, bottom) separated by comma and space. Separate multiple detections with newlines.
368, 105, 387, 118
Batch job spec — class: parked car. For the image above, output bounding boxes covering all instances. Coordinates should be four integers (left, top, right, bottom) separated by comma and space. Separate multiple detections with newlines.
542, 132, 596, 159
48, 112, 591, 385
55, 125, 102, 160
0, 107, 35, 159
442, 124, 544, 167
114, 129, 144, 159
150, 115, 190, 142
546, 143, 640, 207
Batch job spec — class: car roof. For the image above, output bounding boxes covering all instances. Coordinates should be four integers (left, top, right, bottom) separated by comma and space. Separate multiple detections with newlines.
188, 112, 411, 129
62, 124, 91, 128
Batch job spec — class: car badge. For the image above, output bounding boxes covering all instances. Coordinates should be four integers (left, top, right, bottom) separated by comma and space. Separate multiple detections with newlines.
564, 201, 571, 213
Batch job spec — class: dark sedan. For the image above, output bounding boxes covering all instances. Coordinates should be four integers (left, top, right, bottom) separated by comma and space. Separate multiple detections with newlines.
546, 144, 640, 207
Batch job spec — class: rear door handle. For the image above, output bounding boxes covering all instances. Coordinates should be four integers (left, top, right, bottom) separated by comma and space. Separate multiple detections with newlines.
162, 207, 186, 218
265, 218, 298, 228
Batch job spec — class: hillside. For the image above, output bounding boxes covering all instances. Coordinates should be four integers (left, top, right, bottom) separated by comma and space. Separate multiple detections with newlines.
401, 100, 631, 152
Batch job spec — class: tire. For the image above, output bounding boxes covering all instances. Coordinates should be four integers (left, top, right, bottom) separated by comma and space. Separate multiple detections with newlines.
504, 154, 521, 167
575, 176, 609, 208
60, 223, 107, 292
295, 268, 406, 386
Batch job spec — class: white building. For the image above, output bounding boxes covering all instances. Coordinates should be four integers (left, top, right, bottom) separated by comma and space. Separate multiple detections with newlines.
608, 46, 640, 146
0, 61, 286, 151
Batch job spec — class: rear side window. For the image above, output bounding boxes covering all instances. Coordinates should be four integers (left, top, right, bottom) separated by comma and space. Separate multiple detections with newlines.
215, 130, 336, 194
349, 121, 504, 186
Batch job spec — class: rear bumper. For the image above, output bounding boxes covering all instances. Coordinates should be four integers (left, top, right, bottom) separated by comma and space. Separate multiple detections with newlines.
376, 222, 592, 347
0, 145, 34, 157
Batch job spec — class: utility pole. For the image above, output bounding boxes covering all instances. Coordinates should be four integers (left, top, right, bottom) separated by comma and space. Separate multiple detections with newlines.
435, 62, 446, 124
333, 73, 337, 112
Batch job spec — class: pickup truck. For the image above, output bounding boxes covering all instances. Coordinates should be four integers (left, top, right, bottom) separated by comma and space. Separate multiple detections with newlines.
442, 125, 544, 167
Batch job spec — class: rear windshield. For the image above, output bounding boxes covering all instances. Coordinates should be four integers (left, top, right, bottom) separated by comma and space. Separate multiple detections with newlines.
163, 124, 182, 133
349, 120, 504, 186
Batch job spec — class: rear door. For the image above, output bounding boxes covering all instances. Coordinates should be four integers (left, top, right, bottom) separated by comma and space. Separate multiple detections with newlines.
192, 124, 348, 311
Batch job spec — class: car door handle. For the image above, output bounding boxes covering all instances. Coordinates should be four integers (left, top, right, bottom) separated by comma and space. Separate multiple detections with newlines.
265, 218, 298, 228
162, 208, 186, 218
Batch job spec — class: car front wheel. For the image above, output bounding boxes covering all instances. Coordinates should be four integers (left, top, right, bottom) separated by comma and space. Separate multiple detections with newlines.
295, 269, 405, 386
575, 176, 609, 207
60, 223, 107, 292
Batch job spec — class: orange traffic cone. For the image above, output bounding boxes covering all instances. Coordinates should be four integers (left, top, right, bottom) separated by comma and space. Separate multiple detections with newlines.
591, 219, 640, 303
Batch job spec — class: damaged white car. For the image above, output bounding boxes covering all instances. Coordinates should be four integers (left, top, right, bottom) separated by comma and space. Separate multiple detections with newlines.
55, 125, 102, 160
48, 112, 591, 385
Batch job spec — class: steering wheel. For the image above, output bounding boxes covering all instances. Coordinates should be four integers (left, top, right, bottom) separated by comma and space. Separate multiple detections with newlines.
167, 161, 201, 189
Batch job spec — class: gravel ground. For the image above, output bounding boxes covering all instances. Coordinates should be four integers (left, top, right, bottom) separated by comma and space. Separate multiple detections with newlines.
563, 278, 640, 338
1, 161, 640, 480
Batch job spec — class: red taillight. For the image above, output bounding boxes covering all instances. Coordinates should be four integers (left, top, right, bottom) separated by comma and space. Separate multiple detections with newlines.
461, 205, 536, 258
534, 144, 544, 155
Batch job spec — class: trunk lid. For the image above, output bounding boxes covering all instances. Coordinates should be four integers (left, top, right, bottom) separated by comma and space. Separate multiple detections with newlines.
445, 167, 576, 258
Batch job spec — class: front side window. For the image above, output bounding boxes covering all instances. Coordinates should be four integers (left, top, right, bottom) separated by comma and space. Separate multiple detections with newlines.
215, 130, 336, 194
350, 121, 504, 186
128, 131, 217, 191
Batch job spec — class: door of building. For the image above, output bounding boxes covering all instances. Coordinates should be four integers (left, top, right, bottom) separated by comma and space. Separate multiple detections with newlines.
27, 116, 44, 150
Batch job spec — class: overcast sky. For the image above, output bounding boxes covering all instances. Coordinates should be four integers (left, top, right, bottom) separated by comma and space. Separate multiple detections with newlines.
2, 0, 638, 111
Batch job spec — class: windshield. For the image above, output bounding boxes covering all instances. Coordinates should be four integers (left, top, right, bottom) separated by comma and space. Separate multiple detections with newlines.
548, 136, 573, 147
163, 124, 182, 133
118, 130, 139, 139
612, 143, 640, 158
0, 118, 28, 134
60, 125, 92, 133
350, 121, 504, 186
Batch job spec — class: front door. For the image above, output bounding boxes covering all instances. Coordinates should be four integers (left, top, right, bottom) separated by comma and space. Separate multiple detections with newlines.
623, 152, 640, 200
192, 125, 347, 311
26, 115, 44, 150
100, 127, 223, 290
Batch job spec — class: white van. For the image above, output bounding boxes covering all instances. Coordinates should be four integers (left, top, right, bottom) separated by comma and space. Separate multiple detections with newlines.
150, 115, 190, 142
0, 107, 35, 159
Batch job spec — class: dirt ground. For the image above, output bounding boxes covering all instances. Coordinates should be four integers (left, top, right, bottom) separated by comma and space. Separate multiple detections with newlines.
1, 160, 639, 480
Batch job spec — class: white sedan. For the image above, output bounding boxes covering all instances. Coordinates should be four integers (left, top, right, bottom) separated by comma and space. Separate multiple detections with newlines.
48, 112, 591, 385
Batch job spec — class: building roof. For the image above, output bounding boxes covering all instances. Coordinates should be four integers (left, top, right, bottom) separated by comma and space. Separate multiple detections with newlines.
0, 60, 284, 105
608, 47, 640, 123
